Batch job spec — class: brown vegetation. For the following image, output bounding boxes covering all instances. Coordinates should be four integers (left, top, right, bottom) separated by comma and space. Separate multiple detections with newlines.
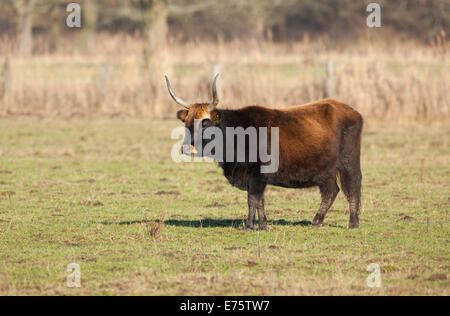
146, 212, 167, 238
0, 35, 448, 121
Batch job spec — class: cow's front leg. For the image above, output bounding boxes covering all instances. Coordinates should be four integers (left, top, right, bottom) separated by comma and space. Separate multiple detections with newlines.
246, 177, 267, 230
246, 191, 256, 230
256, 195, 267, 230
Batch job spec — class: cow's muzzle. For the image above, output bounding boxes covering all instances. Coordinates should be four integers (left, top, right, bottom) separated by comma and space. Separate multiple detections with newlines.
181, 144, 198, 155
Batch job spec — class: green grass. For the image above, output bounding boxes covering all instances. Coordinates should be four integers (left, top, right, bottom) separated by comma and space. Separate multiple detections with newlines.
0, 118, 448, 295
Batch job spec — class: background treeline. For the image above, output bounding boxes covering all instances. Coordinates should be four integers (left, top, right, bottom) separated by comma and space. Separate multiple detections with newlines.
0, 0, 449, 55
0, 1, 448, 121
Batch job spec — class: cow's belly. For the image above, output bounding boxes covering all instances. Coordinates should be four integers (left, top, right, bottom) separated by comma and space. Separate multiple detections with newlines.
267, 178, 317, 189
264, 168, 318, 188
263, 156, 336, 189
219, 153, 336, 191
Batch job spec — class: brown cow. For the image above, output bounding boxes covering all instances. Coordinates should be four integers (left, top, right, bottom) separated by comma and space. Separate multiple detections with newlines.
166, 74, 363, 229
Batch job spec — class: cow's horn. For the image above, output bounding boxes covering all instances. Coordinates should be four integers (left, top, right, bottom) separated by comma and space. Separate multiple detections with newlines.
210, 73, 219, 109
165, 76, 189, 109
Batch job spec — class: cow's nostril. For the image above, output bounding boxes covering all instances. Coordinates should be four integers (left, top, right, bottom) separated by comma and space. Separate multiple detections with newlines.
182, 144, 190, 154
182, 144, 198, 155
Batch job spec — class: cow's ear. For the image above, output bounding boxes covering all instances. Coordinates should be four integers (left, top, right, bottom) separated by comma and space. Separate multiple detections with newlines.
211, 110, 221, 124
177, 109, 188, 122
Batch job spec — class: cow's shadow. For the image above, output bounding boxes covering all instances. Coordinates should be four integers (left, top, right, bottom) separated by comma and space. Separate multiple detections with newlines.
102, 218, 312, 229
166, 218, 312, 228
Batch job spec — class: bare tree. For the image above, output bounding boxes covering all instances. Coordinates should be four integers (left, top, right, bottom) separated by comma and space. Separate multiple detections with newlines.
82, 0, 99, 53
13, 0, 37, 56
141, 0, 168, 113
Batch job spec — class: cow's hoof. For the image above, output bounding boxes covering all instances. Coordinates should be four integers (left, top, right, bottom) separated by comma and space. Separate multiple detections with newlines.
312, 214, 325, 226
258, 224, 267, 231
244, 224, 255, 231
348, 222, 360, 229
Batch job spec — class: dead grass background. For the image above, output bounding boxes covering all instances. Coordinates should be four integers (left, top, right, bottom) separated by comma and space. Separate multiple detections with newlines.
0, 34, 448, 121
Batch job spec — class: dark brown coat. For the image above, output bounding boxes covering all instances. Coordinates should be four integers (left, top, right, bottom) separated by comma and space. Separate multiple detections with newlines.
177, 99, 363, 229
166, 76, 362, 229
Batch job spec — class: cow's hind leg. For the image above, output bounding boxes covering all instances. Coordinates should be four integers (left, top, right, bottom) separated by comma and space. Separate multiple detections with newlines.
312, 177, 339, 226
340, 166, 362, 229
246, 177, 267, 230
339, 118, 363, 229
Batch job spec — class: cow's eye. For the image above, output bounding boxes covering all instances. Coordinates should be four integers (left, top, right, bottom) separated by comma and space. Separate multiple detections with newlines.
202, 119, 212, 128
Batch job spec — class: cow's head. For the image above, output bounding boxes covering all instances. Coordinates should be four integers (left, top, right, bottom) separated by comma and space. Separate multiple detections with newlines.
165, 74, 221, 156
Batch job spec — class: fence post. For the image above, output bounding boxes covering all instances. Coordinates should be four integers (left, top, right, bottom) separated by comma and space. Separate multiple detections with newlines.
1, 57, 10, 113
95, 64, 110, 111
326, 60, 334, 97
99, 65, 110, 95
212, 63, 221, 99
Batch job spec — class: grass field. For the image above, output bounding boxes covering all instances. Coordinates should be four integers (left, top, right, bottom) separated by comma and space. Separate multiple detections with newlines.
0, 118, 448, 295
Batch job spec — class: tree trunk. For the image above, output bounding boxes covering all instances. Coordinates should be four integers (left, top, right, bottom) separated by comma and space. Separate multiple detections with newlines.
82, 0, 98, 53
142, 0, 168, 115
15, 0, 37, 57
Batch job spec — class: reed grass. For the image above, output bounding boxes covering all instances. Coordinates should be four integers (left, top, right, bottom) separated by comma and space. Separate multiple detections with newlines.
0, 34, 448, 121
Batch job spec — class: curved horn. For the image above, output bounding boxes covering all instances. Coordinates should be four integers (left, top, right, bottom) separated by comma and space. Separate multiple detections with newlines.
210, 73, 219, 108
165, 76, 189, 109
